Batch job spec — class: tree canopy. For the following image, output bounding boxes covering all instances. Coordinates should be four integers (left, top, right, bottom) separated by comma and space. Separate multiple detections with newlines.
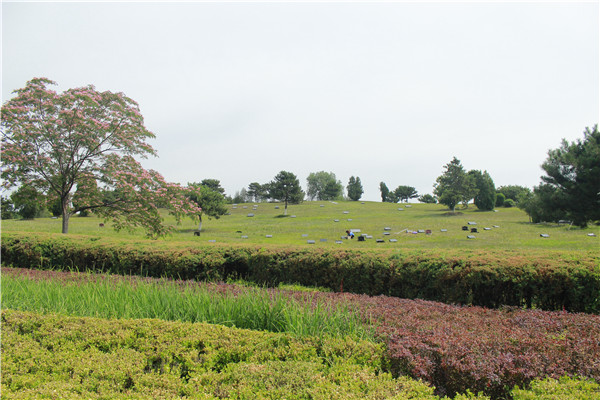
433, 157, 476, 212
346, 176, 364, 201
1, 78, 200, 237
306, 171, 343, 201
469, 170, 496, 211
535, 125, 600, 227
269, 171, 304, 215
187, 182, 228, 231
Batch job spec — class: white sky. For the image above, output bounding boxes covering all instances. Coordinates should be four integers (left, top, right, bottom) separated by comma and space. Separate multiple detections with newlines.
2, 1, 599, 201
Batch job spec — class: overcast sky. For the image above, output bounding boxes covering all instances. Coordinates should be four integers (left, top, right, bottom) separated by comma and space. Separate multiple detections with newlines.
2, 1, 599, 201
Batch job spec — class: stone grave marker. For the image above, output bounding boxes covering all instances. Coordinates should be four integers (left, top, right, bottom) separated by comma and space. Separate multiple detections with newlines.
334, 219, 340, 222
384, 227, 391, 231
347, 219, 352, 221
343, 211, 349, 214
247, 213, 254, 217
320, 239, 327, 242
468, 221, 476, 225
241, 235, 248, 239
376, 239, 384, 243
484, 227, 491, 231
266, 235, 273, 238
540, 234, 550, 238
398, 208, 404, 211
467, 235, 476, 239
302, 234, 308, 237
335, 240, 343, 244
291, 215, 296, 218
440, 229, 448, 232
389, 239, 398, 243
307, 240, 316, 244
383, 232, 390, 236
418, 229, 425, 233
587, 233, 597, 237
208, 240, 216, 243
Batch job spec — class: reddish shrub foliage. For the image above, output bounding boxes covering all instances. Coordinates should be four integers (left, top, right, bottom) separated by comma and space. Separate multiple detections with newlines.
4, 267, 599, 399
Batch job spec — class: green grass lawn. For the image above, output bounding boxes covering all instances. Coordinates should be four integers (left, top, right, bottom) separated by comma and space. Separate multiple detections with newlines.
2, 201, 598, 251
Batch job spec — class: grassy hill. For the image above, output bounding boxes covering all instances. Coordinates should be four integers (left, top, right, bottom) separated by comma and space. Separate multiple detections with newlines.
2, 201, 597, 251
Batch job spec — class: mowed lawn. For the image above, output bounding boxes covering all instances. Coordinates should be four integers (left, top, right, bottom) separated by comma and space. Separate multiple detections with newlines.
2, 201, 598, 251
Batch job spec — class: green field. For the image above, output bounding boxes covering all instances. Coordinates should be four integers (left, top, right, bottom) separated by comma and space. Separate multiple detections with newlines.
2, 201, 598, 251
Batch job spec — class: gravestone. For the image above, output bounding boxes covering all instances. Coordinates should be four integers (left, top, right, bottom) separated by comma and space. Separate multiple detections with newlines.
426, 230, 432, 234
540, 234, 550, 238
366, 235, 373, 239
291, 215, 296, 218
347, 219, 352, 221
241, 235, 248, 239
265, 235, 273, 238
376, 239, 384, 243
383, 232, 390, 235
384, 227, 391, 231
302, 234, 308, 237
389, 239, 398, 243
462, 226, 469, 231
358, 236, 365, 242
417, 229, 425, 233
243, 206, 248, 209
247, 213, 254, 217
208, 240, 216, 243
484, 227, 491, 231
405, 205, 412, 208
471, 228, 478, 233
361, 202, 365, 204
493, 225, 500, 228
320, 239, 327, 242
320, 205, 324, 207
351, 229, 361, 233
335, 240, 343, 244
275, 206, 280, 209
334, 219, 340, 222
398, 208, 404, 211
194, 231, 200, 236
440, 229, 447, 232
232, 206, 237, 209
468, 221, 476, 225
343, 211, 349, 214
307, 240, 316, 244
587, 233, 597, 237
467, 235, 476, 239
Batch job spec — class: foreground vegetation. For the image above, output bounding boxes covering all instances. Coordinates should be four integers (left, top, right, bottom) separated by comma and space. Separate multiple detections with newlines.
3, 268, 600, 399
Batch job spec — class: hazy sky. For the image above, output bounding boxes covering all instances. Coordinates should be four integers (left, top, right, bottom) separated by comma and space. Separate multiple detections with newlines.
2, 1, 599, 201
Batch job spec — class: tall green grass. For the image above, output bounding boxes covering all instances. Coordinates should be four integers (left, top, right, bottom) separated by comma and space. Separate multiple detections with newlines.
1, 273, 374, 341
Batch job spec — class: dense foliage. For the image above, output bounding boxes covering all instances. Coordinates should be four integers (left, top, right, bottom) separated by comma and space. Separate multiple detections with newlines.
3, 269, 599, 399
434, 157, 476, 212
306, 171, 343, 201
0, 78, 200, 236
346, 176, 364, 201
2, 232, 598, 313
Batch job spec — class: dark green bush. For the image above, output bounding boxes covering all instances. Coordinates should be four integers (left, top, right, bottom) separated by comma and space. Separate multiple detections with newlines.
2, 232, 599, 313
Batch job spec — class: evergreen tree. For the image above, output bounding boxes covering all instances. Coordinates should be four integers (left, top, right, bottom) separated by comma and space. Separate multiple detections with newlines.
469, 170, 496, 211
346, 176, 364, 201
269, 171, 304, 215
433, 157, 475, 212
379, 182, 390, 202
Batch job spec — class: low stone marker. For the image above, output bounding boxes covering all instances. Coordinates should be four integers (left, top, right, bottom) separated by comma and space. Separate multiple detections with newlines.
302, 234, 308, 237
384, 227, 391, 231
243, 206, 248, 209
266, 235, 273, 238
290, 215, 296, 218
208, 240, 216, 243
334, 219, 340, 222
540, 234, 550, 238
467, 235, 476, 239
241, 235, 248, 239
587, 233, 597, 237
389, 239, 398, 243
471, 228, 478, 233
343, 211, 349, 214
440, 229, 447, 232
383, 232, 390, 235
320, 205, 324, 207
307, 240, 316, 244
468, 221, 476, 225
493, 225, 500, 228
462, 226, 469, 231
398, 208, 404, 211
366, 235, 373, 239
376, 239, 384, 243
351, 229, 361, 233
425, 230, 432, 234
484, 227, 492, 231
320, 238, 327, 242
247, 213, 254, 217
275, 206, 279, 209
417, 229, 425, 233
405, 205, 412, 208
347, 218, 352, 221
335, 240, 343, 244
193, 231, 200, 236
358, 236, 365, 242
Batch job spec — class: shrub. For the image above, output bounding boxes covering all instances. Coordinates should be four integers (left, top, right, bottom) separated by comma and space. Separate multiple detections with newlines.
503, 198, 516, 208
495, 193, 505, 207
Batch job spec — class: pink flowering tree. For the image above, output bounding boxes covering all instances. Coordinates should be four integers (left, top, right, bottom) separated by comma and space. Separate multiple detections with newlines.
1, 78, 201, 237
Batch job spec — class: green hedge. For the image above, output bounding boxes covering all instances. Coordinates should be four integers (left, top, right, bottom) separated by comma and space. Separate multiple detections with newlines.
1, 309, 478, 400
2, 232, 599, 313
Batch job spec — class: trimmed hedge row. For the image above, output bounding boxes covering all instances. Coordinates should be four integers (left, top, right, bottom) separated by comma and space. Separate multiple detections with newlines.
2, 232, 599, 313
2, 309, 483, 400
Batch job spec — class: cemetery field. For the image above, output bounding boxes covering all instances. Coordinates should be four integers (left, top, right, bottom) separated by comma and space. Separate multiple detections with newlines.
2, 201, 598, 251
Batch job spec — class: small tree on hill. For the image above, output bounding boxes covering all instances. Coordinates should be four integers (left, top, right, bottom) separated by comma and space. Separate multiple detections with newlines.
394, 185, 419, 203
379, 182, 390, 202
433, 157, 475, 212
306, 171, 342, 201
187, 182, 228, 232
269, 171, 304, 215
469, 170, 496, 211
347, 176, 364, 201
418, 194, 437, 204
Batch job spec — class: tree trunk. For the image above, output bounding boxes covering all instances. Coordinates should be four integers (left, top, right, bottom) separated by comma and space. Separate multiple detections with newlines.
61, 197, 70, 234
197, 214, 203, 231
284, 200, 288, 215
